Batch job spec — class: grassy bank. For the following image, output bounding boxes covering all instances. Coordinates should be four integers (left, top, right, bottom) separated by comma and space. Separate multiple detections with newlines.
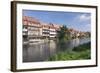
48, 42, 91, 61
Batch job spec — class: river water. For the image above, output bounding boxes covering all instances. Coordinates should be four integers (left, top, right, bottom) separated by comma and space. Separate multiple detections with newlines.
23, 38, 90, 62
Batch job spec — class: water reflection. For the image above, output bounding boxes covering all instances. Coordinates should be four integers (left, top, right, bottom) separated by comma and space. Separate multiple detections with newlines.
23, 38, 90, 62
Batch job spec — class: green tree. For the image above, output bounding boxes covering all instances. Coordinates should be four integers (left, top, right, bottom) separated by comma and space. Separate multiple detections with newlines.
57, 25, 69, 41
86, 32, 91, 37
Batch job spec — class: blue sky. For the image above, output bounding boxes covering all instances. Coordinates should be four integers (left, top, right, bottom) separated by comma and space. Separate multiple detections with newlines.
23, 10, 91, 32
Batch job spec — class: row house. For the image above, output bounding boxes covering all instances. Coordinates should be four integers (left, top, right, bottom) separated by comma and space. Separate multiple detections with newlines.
27, 16, 42, 39
41, 23, 50, 38
23, 16, 42, 44
23, 16, 61, 42
68, 28, 90, 38
49, 23, 57, 38
23, 16, 28, 44
23, 16, 87, 42
49, 23, 61, 39
68, 28, 80, 38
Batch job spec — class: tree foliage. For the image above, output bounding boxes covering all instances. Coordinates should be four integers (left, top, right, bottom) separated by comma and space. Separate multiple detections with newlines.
57, 25, 69, 41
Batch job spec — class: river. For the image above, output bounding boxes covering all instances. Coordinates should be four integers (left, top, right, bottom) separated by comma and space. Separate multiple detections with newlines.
23, 38, 90, 62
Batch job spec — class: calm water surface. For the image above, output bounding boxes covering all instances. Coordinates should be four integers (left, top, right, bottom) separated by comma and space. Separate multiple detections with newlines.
23, 38, 90, 62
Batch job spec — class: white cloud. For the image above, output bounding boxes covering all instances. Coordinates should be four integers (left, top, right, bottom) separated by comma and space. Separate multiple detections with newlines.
78, 14, 91, 21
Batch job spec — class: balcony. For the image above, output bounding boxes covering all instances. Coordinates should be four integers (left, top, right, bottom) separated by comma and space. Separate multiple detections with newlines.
23, 28, 28, 32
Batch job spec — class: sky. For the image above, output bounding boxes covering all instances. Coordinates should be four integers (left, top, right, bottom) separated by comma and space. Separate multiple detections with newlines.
23, 10, 91, 32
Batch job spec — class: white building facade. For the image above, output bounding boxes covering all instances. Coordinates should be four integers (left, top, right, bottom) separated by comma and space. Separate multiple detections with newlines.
23, 16, 61, 43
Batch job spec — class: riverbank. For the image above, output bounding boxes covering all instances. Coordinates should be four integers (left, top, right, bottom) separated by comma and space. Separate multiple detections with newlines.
48, 42, 91, 61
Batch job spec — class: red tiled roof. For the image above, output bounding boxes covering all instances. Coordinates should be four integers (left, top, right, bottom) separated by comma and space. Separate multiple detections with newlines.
42, 23, 50, 29
23, 16, 61, 29
23, 16, 40, 25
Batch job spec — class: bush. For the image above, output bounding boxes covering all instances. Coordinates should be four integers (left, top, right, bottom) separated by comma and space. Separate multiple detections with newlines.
48, 42, 91, 61
73, 42, 91, 52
